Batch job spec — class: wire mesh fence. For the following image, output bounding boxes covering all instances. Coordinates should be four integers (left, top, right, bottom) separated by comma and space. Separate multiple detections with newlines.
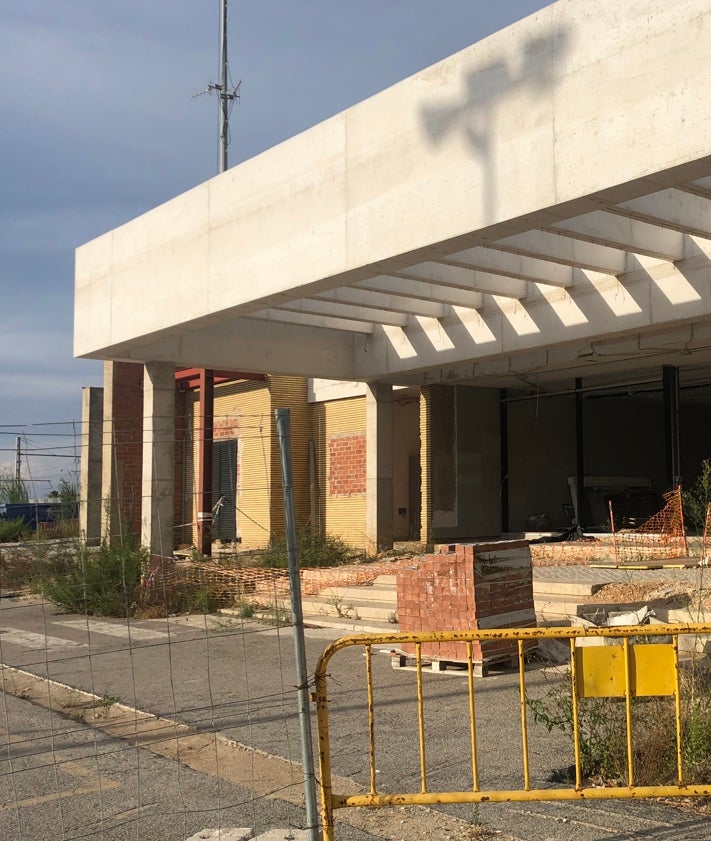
3, 410, 711, 840
0, 411, 336, 841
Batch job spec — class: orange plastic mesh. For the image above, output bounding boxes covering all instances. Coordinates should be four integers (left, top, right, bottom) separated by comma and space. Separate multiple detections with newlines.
702, 502, 711, 565
139, 556, 420, 609
609, 487, 688, 565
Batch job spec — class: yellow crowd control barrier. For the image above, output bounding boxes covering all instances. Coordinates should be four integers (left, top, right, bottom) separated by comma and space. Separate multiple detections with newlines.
314, 623, 711, 841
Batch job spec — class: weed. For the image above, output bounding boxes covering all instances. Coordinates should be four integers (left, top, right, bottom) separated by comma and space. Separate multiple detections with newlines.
328, 593, 356, 619
259, 530, 361, 569
36, 539, 146, 617
684, 460, 711, 533
0, 470, 29, 504
0, 518, 28, 544
239, 600, 256, 619
528, 662, 711, 786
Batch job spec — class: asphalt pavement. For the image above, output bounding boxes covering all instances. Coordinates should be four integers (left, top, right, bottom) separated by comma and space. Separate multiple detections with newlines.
2, 593, 711, 840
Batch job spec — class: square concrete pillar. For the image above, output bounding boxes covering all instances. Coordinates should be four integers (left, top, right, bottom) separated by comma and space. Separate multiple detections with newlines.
366, 382, 393, 554
79, 386, 104, 545
141, 362, 175, 556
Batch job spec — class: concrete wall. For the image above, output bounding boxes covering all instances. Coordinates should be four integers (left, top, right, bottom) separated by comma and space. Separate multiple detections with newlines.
507, 391, 670, 532
313, 396, 367, 547
422, 385, 500, 542
507, 395, 577, 532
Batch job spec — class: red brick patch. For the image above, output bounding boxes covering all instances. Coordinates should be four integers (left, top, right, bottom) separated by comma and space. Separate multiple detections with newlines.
328, 433, 366, 497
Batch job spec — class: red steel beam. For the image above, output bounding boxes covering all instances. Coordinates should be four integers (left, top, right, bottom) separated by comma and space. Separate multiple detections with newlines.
175, 368, 266, 389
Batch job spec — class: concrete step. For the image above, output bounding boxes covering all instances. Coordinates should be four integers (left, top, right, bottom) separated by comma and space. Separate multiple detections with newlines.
316, 583, 397, 604
532, 580, 603, 598
372, 574, 398, 587
293, 595, 398, 624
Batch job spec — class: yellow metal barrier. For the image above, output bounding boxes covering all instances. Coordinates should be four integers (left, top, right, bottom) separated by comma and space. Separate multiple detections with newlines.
314, 623, 711, 841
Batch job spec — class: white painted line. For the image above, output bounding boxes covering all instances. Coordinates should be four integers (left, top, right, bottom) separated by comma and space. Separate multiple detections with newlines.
55, 619, 168, 641
0, 628, 87, 651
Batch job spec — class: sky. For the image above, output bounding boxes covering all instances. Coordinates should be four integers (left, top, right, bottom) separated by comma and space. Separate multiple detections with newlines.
0, 0, 552, 490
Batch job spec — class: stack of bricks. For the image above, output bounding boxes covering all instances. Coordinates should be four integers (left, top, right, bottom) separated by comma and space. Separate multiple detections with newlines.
396, 541, 536, 665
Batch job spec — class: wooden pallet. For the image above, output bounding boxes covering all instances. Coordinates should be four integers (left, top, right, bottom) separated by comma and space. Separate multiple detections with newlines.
389, 650, 517, 678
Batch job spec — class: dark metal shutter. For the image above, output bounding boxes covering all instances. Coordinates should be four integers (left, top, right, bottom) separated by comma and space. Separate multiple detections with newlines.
212, 439, 237, 541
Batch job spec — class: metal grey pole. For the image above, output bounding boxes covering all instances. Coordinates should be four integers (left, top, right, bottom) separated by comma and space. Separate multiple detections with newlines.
219, 0, 229, 173
275, 408, 320, 840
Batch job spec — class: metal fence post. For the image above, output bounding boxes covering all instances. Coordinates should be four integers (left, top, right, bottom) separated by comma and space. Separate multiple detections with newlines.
275, 408, 320, 840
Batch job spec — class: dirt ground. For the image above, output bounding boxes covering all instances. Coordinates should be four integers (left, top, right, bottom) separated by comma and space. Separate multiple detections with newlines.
588, 579, 704, 606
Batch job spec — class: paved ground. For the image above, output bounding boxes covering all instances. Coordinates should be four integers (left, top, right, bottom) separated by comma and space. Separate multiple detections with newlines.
533, 565, 705, 585
3, 586, 711, 840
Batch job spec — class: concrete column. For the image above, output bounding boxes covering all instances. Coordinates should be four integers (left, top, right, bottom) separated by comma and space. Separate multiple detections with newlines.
141, 362, 175, 556
366, 382, 393, 554
101, 361, 144, 544
79, 386, 104, 545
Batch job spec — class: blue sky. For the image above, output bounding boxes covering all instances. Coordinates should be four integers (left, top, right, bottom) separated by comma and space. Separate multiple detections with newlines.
0, 0, 552, 488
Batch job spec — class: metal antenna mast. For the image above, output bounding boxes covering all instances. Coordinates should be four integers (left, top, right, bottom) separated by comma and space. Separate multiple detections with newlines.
195, 0, 240, 173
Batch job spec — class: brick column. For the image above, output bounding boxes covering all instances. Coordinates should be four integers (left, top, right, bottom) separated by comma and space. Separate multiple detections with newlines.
79, 386, 103, 545
366, 382, 393, 554
101, 361, 144, 544
141, 362, 175, 556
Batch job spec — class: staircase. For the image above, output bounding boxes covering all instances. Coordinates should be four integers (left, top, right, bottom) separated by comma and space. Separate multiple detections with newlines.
298, 574, 398, 630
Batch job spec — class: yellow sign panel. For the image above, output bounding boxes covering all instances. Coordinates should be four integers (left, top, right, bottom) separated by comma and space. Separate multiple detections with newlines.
575, 643, 675, 698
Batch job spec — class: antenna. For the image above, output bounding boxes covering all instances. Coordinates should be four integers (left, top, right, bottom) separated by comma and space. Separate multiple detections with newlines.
194, 0, 241, 174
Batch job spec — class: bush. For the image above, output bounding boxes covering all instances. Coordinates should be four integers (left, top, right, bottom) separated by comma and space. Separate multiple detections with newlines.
683, 459, 711, 533
0, 470, 29, 504
259, 530, 359, 569
528, 664, 711, 786
0, 517, 27, 544
38, 540, 147, 617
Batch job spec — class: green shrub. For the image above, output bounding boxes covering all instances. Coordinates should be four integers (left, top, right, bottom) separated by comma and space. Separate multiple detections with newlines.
0, 517, 27, 544
528, 665, 711, 786
259, 530, 359, 569
683, 459, 711, 533
38, 540, 147, 617
0, 470, 29, 504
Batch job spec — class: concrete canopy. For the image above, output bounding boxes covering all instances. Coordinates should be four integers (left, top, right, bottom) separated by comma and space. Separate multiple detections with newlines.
75, 0, 711, 392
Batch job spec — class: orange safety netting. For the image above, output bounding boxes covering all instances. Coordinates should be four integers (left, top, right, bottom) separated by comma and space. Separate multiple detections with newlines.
139, 556, 420, 609
609, 486, 688, 565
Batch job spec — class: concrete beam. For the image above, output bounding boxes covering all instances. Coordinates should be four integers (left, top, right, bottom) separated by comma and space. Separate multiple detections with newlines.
317, 286, 448, 319
251, 308, 374, 334
280, 298, 410, 327
91, 316, 358, 379
438, 246, 573, 287
356, 275, 484, 309
396, 262, 528, 298
550, 210, 686, 261
613, 189, 711, 238
493, 230, 629, 274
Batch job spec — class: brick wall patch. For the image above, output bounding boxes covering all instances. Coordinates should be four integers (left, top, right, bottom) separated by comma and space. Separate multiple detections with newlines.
328, 433, 366, 497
